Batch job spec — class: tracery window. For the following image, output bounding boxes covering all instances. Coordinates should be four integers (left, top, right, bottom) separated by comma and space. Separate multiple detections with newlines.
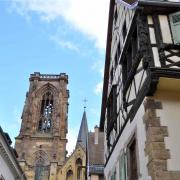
38, 91, 54, 132
76, 158, 82, 180
34, 155, 49, 180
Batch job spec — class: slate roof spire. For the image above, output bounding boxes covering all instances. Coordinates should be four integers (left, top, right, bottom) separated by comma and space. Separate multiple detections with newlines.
76, 109, 88, 148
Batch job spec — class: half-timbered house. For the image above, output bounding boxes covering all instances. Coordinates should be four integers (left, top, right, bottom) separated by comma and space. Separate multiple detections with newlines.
100, 0, 180, 179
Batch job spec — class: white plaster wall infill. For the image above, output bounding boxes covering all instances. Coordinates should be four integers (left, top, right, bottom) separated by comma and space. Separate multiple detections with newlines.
158, 15, 173, 44
156, 90, 180, 171
149, 27, 156, 44
0, 155, 14, 180
152, 47, 161, 67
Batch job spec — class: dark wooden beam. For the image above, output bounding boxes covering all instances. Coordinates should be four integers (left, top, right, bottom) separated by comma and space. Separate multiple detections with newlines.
100, 0, 115, 131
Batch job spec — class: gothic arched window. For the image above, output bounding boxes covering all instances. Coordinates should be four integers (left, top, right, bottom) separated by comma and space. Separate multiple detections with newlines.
34, 151, 50, 180
66, 170, 73, 180
76, 158, 82, 180
38, 91, 54, 132
35, 158, 49, 180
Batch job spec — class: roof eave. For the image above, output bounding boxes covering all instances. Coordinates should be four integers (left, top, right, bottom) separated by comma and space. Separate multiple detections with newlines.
100, 0, 115, 131
0, 126, 26, 179
139, 0, 180, 7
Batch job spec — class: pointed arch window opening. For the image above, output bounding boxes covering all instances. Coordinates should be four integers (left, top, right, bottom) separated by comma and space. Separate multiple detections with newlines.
38, 91, 54, 133
66, 170, 73, 180
35, 158, 50, 180
76, 158, 82, 180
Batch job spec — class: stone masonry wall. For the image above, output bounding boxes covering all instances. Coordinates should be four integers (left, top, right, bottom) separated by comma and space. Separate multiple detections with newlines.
143, 98, 180, 180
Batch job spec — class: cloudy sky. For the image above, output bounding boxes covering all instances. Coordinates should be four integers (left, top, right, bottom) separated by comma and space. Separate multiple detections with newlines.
0, 0, 109, 154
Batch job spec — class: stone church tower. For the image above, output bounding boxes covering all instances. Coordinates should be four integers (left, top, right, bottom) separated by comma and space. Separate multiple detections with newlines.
15, 72, 69, 180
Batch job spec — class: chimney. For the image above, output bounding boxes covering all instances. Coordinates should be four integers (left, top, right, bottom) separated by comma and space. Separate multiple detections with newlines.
94, 125, 99, 144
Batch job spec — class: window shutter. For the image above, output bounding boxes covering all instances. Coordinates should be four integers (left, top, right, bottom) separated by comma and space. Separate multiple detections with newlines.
119, 153, 127, 180
111, 173, 114, 180
169, 11, 180, 44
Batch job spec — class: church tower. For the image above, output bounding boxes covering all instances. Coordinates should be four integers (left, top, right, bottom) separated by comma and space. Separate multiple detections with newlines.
15, 72, 69, 180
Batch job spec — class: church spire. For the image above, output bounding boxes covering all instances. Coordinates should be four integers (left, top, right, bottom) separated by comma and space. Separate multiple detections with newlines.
76, 109, 88, 148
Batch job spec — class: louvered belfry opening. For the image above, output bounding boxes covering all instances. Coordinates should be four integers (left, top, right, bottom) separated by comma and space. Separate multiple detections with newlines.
38, 91, 54, 133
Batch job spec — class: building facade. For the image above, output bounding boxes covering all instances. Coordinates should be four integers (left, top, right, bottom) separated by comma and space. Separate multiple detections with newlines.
15, 72, 105, 180
88, 126, 104, 180
100, 0, 180, 180
58, 110, 88, 180
0, 126, 26, 180
58, 145, 86, 180
15, 72, 69, 180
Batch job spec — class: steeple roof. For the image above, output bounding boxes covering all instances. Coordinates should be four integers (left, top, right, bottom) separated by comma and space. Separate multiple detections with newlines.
76, 110, 88, 148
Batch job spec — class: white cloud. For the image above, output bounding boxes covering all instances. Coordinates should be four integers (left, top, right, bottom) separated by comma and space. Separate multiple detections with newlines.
10, 0, 109, 49
50, 35, 80, 52
94, 81, 103, 95
66, 127, 78, 155
92, 59, 104, 77
92, 60, 104, 96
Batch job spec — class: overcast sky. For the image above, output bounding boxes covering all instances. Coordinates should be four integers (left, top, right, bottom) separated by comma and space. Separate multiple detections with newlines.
0, 0, 109, 154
